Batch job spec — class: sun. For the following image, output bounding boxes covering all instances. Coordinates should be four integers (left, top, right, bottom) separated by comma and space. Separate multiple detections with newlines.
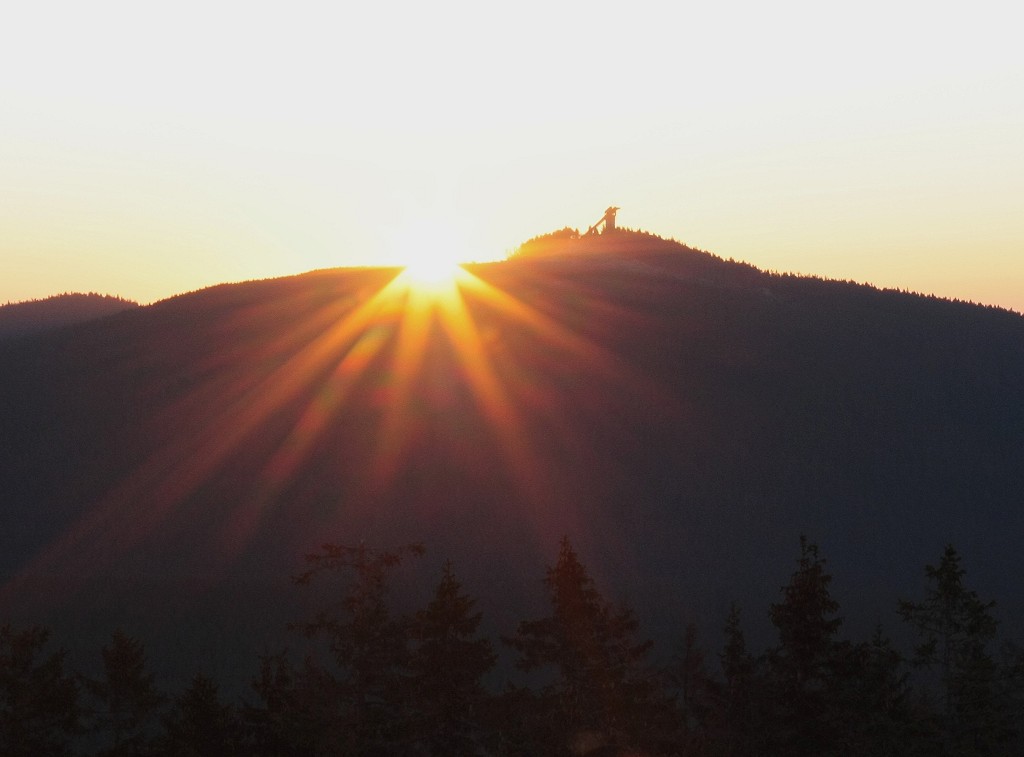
384, 216, 487, 292
401, 246, 464, 290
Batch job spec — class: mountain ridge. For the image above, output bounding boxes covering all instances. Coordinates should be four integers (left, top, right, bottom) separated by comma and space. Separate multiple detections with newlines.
2, 232, 1022, 687
0, 292, 140, 340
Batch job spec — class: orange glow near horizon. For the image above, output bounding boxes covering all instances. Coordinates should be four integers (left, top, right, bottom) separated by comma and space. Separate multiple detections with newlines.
2, 259, 669, 602
1, 3, 1022, 312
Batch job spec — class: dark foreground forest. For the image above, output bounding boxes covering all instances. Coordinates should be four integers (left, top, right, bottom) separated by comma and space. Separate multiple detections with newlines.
4, 536, 1023, 756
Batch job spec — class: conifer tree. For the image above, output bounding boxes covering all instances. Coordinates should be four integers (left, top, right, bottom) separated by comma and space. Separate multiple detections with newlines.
898, 544, 1014, 752
771, 537, 842, 689
668, 623, 718, 753
292, 541, 424, 754
716, 603, 762, 756
82, 629, 165, 756
831, 626, 918, 754
245, 652, 320, 757
506, 536, 657, 754
408, 560, 496, 755
161, 673, 241, 756
767, 536, 844, 755
720, 604, 752, 695
0, 623, 79, 757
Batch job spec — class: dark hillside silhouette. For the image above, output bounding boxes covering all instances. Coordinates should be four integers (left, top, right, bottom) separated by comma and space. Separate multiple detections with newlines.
1, 233, 1023, 693
0, 293, 138, 340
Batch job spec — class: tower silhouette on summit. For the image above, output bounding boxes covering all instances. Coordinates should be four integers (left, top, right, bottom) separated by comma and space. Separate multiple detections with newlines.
585, 206, 619, 236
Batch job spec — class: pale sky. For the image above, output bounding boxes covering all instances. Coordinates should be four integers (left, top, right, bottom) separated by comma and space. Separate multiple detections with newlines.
2, 1, 1022, 311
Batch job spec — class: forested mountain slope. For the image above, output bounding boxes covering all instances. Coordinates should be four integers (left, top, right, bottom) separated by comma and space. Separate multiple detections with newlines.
1, 231, 1022, 685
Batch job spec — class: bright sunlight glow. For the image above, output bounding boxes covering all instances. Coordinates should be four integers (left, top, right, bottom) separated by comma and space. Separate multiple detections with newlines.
388, 216, 488, 292
401, 255, 463, 291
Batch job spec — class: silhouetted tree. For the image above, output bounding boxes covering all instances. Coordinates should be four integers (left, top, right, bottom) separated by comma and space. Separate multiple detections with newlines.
667, 622, 719, 754
997, 641, 1024, 754
160, 673, 241, 756
82, 629, 165, 756
899, 544, 1015, 753
830, 626, 920, 754
408, 560, 496, 755
0, 623, 79, 757
292, 541, 424, 754
766, 536, 844, 755
244, 651, 320, 757
505, 536, 659, 755
714, 603, 764, 756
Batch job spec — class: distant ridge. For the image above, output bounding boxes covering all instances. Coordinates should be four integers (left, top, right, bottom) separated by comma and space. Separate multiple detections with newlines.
0, 292, 139, 339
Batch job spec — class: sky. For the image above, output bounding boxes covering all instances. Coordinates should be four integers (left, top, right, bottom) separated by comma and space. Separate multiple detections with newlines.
2, 1, 1022, 311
